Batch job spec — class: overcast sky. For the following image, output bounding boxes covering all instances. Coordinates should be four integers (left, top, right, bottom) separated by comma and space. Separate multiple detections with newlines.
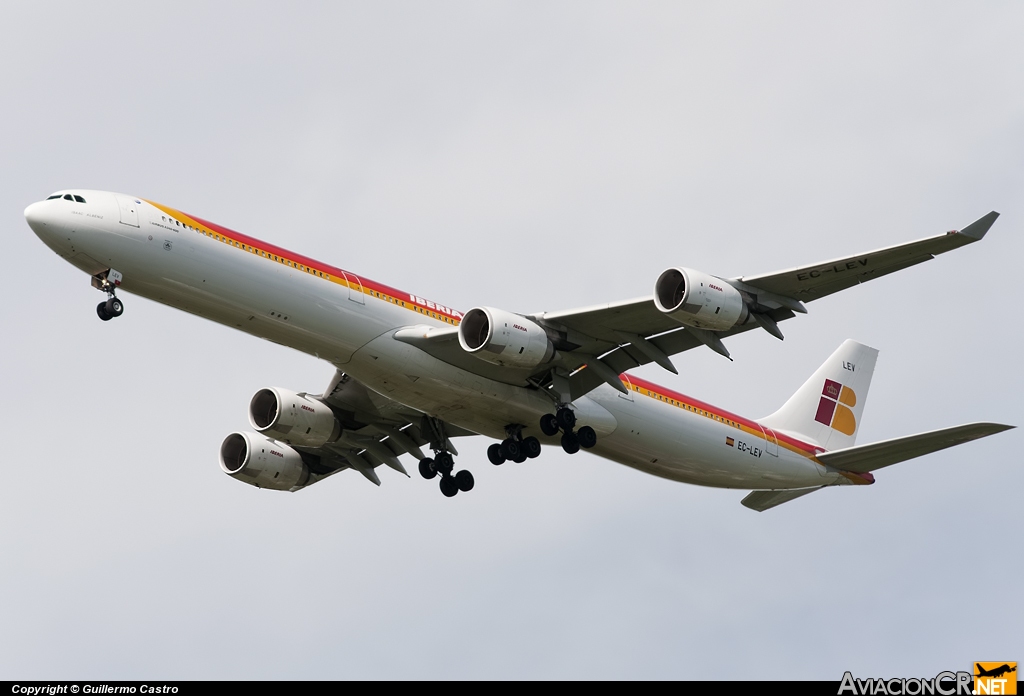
1, 1, 1021, 680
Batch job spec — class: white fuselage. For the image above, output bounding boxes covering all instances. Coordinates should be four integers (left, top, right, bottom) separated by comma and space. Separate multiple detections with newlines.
25, 190, 855, 491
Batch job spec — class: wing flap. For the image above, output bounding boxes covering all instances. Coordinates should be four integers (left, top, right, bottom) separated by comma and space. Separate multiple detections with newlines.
566, 308, 793, 398
816, 422, 1014, 473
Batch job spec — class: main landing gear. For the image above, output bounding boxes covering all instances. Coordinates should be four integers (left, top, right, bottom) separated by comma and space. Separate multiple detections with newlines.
488, 406, 597, 467
417, 416, 474, 498
418, 451, 475, 498
93, 269, 125, 322
487, 425, 542, 466
539, 406, 597, 455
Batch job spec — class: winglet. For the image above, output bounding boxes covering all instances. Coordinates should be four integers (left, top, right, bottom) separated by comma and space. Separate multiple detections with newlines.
958, 211, 999, 241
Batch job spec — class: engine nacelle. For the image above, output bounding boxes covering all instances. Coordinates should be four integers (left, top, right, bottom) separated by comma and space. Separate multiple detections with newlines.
653, 267, 749, 332
219, 431, 310, 491
458, 306, 556, 369
248, 387, 341, 448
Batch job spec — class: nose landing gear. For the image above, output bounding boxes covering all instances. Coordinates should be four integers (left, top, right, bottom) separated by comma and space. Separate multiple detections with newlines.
92, 269, 125, 321
96, 296, 124, 321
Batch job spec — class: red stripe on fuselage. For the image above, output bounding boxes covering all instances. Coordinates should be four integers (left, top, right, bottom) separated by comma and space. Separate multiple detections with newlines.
623, 373, 822, 455
185, 212, 463, 321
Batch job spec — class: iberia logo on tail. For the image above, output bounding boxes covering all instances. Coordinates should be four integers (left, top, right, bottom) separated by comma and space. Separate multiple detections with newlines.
815, 379, 857, 435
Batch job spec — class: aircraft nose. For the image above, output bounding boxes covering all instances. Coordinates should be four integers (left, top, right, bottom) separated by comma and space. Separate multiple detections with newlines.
24, 201, 49, 233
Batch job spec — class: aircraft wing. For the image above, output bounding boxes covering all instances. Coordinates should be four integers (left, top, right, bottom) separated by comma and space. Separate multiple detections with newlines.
736, 211, 999, 301
294, 370, 476, 487
398, 212, 998, 400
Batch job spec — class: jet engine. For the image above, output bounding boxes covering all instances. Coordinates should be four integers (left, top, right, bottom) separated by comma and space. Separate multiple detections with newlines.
458, 306, 556, 369
653, 267, 749, 332
248, 387, 342, 448
219, 431, 309, 491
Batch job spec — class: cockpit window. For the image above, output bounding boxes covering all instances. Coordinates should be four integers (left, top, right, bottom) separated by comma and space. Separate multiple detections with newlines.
63, 194, 74, 201
73, 195, 86, 203
46, 194, 62, 200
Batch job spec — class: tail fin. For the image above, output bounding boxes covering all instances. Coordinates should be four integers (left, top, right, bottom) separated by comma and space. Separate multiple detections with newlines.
759, 339, 879, 450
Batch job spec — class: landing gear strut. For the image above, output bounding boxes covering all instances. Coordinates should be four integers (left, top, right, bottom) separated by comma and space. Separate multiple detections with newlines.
418, 417, 475, 498
93, 270, 125, 321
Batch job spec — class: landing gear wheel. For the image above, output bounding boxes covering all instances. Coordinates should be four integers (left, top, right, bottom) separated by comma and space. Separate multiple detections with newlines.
561, 431, 580, 455
539, 413, 560, 437
418, 458, 436, 480
105, 297, 124, 317
499, 438, 521, 461
434, 451, 454, 474
512, 450, 528, 464
577, 426, 597, 449
440, 475, 458, 497
522, 436, 542, 459
487, 443, 506, 466
96, 303, 112, 321
556, 407, 576, 432
455, 470, 475, 492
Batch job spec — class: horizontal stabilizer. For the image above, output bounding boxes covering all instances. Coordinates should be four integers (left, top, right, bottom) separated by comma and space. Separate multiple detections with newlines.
817, 422, 1014, 473
741, 487, 823, 512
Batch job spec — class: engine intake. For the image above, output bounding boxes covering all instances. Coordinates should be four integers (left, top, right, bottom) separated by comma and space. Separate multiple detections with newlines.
458, 306, 556, 369
654, 267, 748, 332
248, 387, 341, 448
219, 431, 309, 491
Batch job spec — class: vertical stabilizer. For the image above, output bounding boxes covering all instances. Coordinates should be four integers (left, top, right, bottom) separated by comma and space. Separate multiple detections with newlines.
759, 339, 878, 451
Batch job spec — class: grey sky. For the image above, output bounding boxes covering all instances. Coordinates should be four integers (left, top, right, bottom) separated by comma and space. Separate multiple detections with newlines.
1, 1, 1021, 679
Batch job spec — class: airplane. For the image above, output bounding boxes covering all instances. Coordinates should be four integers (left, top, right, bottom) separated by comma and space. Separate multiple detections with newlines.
975, 665, 1016, 679
23, 190, 1014, 511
